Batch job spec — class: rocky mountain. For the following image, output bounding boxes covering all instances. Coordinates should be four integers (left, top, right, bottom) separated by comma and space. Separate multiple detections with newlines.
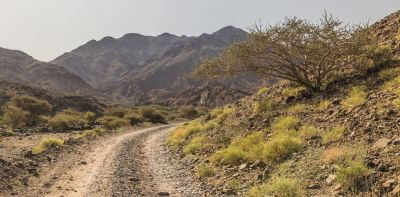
0, 47, 108, 101
52, 26, 261, 105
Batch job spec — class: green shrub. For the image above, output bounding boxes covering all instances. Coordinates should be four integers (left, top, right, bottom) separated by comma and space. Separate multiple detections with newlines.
378, 67, 400, 80
254, 99, 276, 113
248, 177, 303, 197
393, 99, 400, 109
210, 146, 246, 166
211, 133, 301, 165
179, 105, 199, 119
257, 87, 269, 96
77, 128, 105, 140
318, 100, 331, 111
195, 164, 215, 178
49, 108, 88, 130
1, 105, 29, 130
85, 112, 96, 122
282, 87, 305, 97
322, 126, 345, 144
287, 103, 307, 114
96, 116, 130, 130
271, 116, 299, 134
183, 136, 209, 155
299, 125, 320, 139
32, 138, 64, 154
124, 113, 145, 125
337, 161, 369, 190
262, 135, 302, 163
210, 108, 224, 118
214, 106, 234, 123
342, 87, 367, 109
167, 120, 204, 147
139, 107, 167, 124
7, 95, 52, 125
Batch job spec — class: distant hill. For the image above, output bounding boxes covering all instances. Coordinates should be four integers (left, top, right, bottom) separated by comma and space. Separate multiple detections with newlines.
0, 47, 109, 102
52, 26, 261, 105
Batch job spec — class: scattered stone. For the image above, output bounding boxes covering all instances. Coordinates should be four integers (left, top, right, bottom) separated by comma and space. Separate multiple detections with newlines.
383, 179, 396, 188
239, 163, 247, 170
392, 136, 400, 145
157, 192, 170, 196
307, 184, 321, 189
222, 188, 236, 195
326, 174, 336, 184
333, 184, 342, 191
77, 160, 87, 165
392, 185, 400, 194
373, 138, 391, 149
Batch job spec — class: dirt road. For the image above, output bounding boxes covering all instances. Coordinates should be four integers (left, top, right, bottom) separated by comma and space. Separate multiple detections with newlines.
21, 125, 208, 197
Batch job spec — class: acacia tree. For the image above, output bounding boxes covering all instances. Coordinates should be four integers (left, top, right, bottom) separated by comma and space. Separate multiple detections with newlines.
194, 13, 391, 92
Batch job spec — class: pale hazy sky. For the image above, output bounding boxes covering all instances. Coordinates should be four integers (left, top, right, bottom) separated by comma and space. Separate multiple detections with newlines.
0, 0, 399, 61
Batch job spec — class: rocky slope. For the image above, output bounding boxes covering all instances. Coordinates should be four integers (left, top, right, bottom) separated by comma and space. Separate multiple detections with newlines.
0, 80, 104, 114
0, 47, 108, 101
166, 10, 400, 197
52, 26, 261, 105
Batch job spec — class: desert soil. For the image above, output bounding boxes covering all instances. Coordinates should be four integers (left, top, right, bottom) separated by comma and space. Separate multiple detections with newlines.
11, 125, 208, 197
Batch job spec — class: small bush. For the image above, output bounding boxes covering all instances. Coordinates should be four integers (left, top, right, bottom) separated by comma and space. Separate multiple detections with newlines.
254, 99, 277, 113
282, 87, 305, 98
257, 87, 269, 96
393, 99, 400, 109
32, 138, 64, 154
299, 125, 320, 139
287, 103, 307, 114
210, 146, 246, 166
195, 164, 215, 178
1, 105, 29, 130
248, 177, 303, 197
211, 133, 302, 165
96, 116, 130, 130
139, 107, 167, 124
85, 112, 96, 123
124, 113, 145, 126
210, 108, 223, 118
381, 76, 400, 93
322, 126, 345, 144
49, 108, 88, 130
322, 147, 346, 163
318, 100, 331, 111
271, 116, 299, 134
167, 120, 204, 147
378, 67, 400, 80
337, 161, 369, 190
214, 106, 234, 123
262, 135, 302, 163
342, 87, 367, 109
179, 105, 199, 119
7, 95, 52, 125
183, 136, 209, 155
77, 129, 105, 140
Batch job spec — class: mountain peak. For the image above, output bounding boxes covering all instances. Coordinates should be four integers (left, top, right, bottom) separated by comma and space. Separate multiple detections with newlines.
157, 32, 178, 38
212, 26, 248, 43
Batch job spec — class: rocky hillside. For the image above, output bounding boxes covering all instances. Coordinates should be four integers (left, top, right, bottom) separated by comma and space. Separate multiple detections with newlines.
52, 26, 261, 105
0, 80, 104, 114
165, 10, 400, 196
0, 47, 108, 101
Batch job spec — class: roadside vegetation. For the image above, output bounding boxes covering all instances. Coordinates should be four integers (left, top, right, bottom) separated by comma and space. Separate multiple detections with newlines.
164, 11, 397, 196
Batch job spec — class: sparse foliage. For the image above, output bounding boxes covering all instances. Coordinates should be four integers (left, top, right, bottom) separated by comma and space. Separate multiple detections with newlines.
195, 13, 390, 92
248, 177, 303, 197
1, 105, 29, 130
342, 87, 367, 109
7, 95, 52, 125
32, 138, 64, 154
